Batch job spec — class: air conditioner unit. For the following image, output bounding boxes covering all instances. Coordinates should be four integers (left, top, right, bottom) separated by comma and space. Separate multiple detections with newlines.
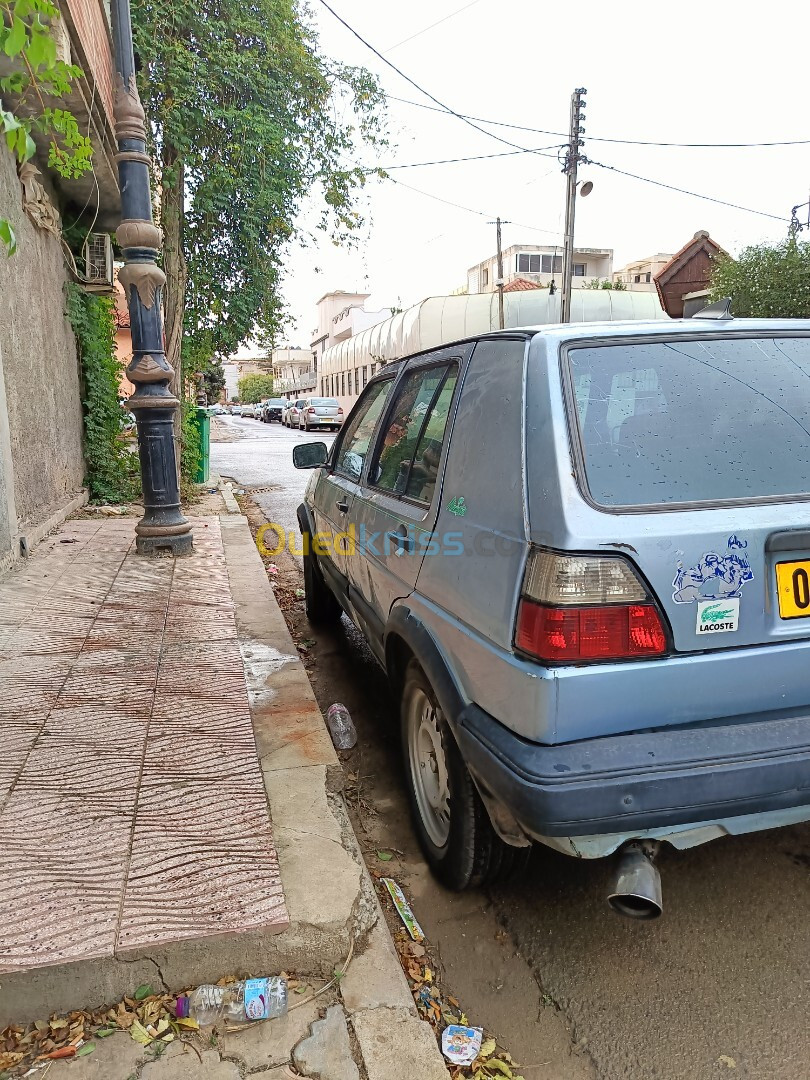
83, 232, 113, 286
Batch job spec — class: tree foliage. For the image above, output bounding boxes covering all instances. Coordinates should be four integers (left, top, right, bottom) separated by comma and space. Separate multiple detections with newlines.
131, 0, 387, 376
238, 373, 275, 404
583, 277, 627, 290
710, 238, 810, 318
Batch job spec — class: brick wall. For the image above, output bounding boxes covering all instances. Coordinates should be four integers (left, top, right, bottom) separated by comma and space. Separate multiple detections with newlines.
63, 0, 115, 124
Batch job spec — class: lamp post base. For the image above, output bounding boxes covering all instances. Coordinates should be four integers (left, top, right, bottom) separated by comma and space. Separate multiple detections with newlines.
136, 532, 195, 557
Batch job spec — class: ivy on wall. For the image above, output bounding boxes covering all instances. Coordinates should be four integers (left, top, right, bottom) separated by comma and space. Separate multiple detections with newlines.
65, 283, 140, 503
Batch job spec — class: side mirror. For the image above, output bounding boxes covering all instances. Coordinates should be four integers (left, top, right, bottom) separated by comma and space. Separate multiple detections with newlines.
293, 442, 328, 469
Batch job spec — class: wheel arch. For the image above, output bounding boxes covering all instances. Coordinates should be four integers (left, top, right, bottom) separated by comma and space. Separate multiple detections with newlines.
385, 606, 465, 728
386, 604, 531, 849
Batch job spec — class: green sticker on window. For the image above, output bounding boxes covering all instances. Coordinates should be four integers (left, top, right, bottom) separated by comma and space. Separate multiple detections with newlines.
447, 496, 466, 517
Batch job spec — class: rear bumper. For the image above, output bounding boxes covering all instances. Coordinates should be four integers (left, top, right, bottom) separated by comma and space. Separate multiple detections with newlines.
456, 705, 810, 838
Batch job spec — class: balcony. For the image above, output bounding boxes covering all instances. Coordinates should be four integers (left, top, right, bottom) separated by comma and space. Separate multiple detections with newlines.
273, 370, 317, 394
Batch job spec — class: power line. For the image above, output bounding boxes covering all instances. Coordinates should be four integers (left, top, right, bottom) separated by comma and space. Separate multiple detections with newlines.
390, 178, 563, 237
588, 159, 789, 222
383, 0, 482, 53
389, 94, 810, 149
315, 0, 546, 157
374, 143, 563, 170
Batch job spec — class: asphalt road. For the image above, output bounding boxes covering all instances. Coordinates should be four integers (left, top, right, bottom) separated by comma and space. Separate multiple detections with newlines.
211, 414, 335, 567
212, 416, 810, 1080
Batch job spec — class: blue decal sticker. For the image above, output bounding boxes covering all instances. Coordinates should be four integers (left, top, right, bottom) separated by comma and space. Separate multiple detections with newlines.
672, 535, 753, 604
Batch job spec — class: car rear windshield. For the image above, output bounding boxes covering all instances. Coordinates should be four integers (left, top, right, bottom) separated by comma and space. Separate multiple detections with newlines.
567, 335, 810, 508
311, 398, 338, 406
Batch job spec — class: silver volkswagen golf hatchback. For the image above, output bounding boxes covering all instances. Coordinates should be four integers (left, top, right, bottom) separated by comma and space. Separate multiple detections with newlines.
293, 318, 810, 918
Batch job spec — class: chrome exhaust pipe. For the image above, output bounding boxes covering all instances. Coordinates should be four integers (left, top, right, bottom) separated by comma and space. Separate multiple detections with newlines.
607, 840, 662, 920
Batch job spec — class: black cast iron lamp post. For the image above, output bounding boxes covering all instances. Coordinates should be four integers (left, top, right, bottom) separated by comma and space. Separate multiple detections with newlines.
109, 0, 193, 555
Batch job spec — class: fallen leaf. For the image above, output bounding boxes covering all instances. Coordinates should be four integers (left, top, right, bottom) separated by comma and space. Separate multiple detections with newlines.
76, 1042, 96, 1057
41, 1046, 76, 1060
718, 1056, 737, 1069
130, 1021, 152, 1046
134, 985, 152, 1001
294, 985, 310, 995
174, 1018, 199, 1031
479, 1038, 497, 1059
377, 851, 393, 862
96, 1028, 117, 1038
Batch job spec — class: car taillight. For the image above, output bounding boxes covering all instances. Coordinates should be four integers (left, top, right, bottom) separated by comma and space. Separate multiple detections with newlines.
338, 408, 344, 415
515, 550, 666, 663
308, 407, 316, 414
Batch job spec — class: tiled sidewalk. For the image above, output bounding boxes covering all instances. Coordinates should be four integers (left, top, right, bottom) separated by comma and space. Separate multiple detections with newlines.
0, 517, 288, 976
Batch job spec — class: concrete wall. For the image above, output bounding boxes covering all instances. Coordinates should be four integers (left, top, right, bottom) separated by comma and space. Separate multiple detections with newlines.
0, 147, 86, 568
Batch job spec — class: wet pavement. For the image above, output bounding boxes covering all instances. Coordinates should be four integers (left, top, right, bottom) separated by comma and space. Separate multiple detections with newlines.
212, 416, 810, 1080
212, 415, 335, 568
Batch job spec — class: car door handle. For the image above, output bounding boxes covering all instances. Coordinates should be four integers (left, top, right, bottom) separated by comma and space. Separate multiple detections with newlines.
387, 529, 414, 554
336, 500, 349, 514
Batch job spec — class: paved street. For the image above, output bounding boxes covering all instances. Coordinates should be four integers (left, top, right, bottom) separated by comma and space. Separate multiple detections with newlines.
213, 415, 810, 1080
212, 415, 335, 567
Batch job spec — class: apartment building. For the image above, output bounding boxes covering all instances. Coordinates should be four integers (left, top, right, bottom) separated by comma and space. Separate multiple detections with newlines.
467, 243, 613, 294
613, 253, 674, 291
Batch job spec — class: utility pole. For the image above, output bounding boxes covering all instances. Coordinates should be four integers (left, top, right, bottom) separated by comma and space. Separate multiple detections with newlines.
488, 216, 511, 329
110, 0, 193, 555
560, 88, 587, 324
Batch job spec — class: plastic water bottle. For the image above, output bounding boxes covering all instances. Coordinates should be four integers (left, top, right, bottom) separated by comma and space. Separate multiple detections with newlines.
179, 977, 288, 1025
326, 703, 357, 750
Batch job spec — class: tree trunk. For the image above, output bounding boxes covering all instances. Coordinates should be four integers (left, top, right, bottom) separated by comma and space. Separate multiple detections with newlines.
160, 142, 187, 463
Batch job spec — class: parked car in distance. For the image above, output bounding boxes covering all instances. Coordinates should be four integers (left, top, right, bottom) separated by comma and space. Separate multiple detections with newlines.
293, 316, 810, 921
209, 404, 225, 415
229, 404, 243, 416
262, 398, 287, 423
241, 403, 257, 418
298, 397, 344, 432
285, 399, 306, 428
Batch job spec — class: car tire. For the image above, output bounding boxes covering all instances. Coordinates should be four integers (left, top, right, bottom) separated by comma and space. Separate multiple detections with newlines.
302, 536, 342, 624
400, 660, 522, 890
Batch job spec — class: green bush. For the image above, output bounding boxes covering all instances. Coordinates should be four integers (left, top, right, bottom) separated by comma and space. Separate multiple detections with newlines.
180, 398, 202, 496
65, 283, 140, 503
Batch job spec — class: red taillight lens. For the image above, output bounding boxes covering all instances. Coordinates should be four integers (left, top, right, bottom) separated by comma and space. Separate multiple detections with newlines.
307, 407, 316, 413
338, 408, 344, 415
516, 599, 666, 662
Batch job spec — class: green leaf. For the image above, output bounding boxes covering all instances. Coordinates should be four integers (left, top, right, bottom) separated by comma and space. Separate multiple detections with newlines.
479, 1039, 497, 1059
486, 1059, 514, 1077
377, 851, 393, 862
25, 23, 56, 69
0, 219, 16, 256
95, 1027, 117, 1038
76, 1043, 97, 1058
134, 983, 152, 1000
4, 15, 27, 57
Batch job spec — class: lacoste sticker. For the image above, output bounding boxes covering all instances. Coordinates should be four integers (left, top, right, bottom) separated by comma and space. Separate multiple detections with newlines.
696, 598, 740, 634
672, 534, 753, 604
447, 496, 467, 517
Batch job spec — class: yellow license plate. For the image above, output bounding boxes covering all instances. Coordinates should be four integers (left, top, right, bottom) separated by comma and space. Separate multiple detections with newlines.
776, 560, 810, 619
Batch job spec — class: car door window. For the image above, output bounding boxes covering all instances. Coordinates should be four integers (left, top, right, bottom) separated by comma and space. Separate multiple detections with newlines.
371, 363, 457, 499
334, 379, 394, 480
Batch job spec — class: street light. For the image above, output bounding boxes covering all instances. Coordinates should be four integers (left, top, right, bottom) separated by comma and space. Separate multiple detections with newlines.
109, 0, 193, 556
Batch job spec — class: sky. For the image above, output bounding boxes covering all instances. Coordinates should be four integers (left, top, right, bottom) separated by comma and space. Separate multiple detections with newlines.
278, 0, 810, 345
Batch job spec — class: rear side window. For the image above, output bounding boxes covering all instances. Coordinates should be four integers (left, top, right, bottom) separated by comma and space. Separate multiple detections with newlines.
370, 363, 458, 501
568, 336, 810, 507
334, 379, 393, 480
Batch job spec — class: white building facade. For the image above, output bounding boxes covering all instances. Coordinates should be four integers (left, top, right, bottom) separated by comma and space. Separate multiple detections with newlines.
467, 243, 613, 294
612, 253, 673, 291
